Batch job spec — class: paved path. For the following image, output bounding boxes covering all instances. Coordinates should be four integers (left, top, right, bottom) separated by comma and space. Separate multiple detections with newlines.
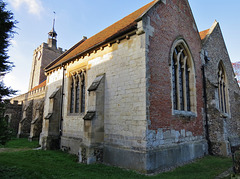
215, 167, 233, 179
0, 148, 31, 153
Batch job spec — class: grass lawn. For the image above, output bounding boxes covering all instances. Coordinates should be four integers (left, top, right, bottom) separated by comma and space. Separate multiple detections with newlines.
0, 138, 233, 179
0, 138, 39, 149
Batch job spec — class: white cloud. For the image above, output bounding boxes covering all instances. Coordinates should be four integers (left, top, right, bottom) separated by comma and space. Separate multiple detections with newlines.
10, 39, 17, 47
8, 0, 44, 16
3, 73, 28, 94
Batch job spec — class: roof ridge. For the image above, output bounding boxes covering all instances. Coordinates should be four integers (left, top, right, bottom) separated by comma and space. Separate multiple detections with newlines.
200, 20, 218, 43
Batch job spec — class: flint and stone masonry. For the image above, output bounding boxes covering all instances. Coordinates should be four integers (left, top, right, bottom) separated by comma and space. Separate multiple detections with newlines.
202, 21, 240, 156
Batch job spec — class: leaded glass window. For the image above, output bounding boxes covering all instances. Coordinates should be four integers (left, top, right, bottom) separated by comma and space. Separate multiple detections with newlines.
69, 71, 86, 114
171, 40, 195, 113
218, 63, 229, 114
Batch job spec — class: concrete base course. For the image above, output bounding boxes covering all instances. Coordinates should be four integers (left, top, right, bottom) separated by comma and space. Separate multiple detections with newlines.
61, 136, 83, 155
104, 139, 208, 174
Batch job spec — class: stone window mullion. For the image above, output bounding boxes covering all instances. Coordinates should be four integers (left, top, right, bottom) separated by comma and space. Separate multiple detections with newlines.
174, 62, 178, 110
186, 65, 191, 111
172, 56, 177, 110
81, 73, 86, 113
176, 52, 181, 110
177, 49, 184, 111
218, 72, 222, 112
70, 76, 75, 113
223, 82, 227, 113
73, 75, 77, 113
220, 81, 224, 112
182, 56, 187, 111
221, 80, 224, 112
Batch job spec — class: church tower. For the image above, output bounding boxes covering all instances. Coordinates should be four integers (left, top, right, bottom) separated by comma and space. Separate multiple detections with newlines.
28, 17, 64, 91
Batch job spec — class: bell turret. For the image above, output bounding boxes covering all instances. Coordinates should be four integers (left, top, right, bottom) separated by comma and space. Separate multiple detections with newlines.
47, 12, 57, 49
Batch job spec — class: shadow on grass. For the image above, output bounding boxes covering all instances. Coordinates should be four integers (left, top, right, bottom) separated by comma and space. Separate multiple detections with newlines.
0, 138, 233, 179
0, 150, 232, 179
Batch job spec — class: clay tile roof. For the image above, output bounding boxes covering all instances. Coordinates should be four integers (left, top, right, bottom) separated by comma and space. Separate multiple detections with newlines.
44, 38, 86, 70
46, 0, 157, 72
199, 29, 210, 40
29, 80, 46, 92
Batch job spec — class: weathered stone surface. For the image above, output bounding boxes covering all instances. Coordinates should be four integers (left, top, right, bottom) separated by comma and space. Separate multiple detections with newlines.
4, 100, 22, 135
29, 99, 44, 141
18, 100, 33, 138
202, 21, 240, 156
37, 0, 240, 174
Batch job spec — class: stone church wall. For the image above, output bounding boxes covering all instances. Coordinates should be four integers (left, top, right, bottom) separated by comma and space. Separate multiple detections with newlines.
202, 22, 240, 155
18, 100, 33, 138
9, 84, 46, 139
40, 71, 62, 149
29, 43, 63, 91
41, 29, 148, 171
40, 43, 63, 85
39, 0, 240, 174
4, 100, 22, 135
29, 98, 44, 141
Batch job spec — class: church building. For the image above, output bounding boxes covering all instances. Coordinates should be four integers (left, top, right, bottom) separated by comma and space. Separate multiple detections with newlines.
39, 0, 240, 173
5, 0, 240, 174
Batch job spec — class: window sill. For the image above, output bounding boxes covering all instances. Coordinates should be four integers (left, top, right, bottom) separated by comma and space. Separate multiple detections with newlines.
173, 110, 197, 118
216, 108, 230, 118
220, 112, 229, 118
67, 113, 85, 117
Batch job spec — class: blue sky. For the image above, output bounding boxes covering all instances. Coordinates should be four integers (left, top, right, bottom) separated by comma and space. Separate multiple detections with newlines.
3, 0, 240, 94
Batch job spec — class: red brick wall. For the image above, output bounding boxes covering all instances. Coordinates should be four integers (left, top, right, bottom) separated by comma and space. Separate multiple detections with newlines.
147, 0, 204, 136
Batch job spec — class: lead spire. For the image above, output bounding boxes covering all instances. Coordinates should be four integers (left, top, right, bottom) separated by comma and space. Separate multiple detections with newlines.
48, 12, 57, 49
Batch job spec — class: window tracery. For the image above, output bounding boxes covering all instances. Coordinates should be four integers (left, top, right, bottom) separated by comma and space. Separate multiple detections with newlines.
69, 71, 86, 114
171, 39, 196, 114
218, 62, 229, 114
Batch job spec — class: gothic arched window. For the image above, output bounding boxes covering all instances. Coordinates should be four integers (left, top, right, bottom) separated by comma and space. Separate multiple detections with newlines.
218, 62, 229, 114
171, 39, 196, 113
69, 71, 86, 114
